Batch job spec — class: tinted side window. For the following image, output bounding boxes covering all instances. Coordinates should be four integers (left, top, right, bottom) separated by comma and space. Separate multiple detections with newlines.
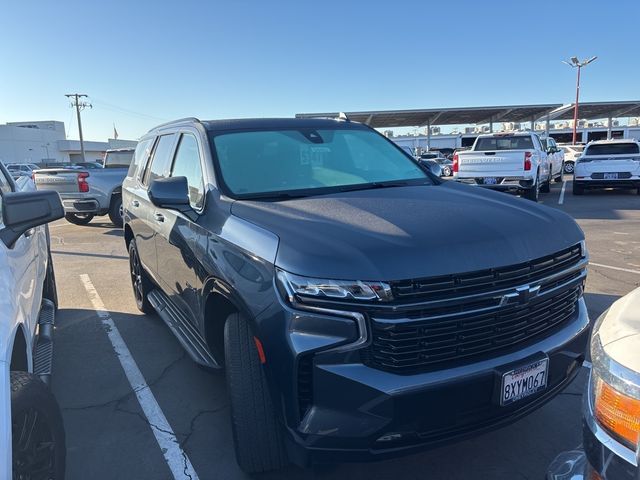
143, 134, 176, 185
0, 167, 13, 225
129, 138, 153, 178
171, 134, 205, 209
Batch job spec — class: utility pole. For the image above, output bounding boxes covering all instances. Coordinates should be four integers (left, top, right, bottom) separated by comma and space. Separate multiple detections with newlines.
65, 93, 92, 162
562, 56, 597, 145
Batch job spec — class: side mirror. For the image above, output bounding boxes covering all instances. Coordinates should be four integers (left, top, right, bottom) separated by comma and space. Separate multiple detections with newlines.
0, 191, 64, 247
148, 176, 190, 208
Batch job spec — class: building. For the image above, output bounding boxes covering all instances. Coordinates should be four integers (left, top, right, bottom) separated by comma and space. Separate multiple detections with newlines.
0, 120, 137, 165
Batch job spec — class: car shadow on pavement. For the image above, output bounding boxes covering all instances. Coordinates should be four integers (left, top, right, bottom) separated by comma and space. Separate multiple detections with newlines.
583, 292, 620, 320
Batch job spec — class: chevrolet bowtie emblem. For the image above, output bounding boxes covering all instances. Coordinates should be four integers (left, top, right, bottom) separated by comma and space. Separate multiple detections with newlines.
501, 285, 541, 306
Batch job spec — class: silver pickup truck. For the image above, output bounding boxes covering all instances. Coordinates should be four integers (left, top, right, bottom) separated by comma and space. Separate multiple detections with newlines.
33, 148, 135, 227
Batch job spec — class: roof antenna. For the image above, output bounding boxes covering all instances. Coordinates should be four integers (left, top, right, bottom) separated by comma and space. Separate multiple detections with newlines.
338, 112, 349, 121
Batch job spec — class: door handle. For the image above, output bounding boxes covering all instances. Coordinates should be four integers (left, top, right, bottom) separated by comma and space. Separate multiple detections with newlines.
131, 200, 140, 207
154, 213, 165, 223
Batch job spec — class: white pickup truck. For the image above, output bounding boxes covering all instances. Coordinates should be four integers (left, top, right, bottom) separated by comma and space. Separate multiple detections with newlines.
453, 132, 552, 201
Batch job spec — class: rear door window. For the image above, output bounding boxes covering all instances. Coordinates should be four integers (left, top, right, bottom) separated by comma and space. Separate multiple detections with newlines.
129, 138, 154, 179
585, 143, 639, 156
143, 134, 176, 185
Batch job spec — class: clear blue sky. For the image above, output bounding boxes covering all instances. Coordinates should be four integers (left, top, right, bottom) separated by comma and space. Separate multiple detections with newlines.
1, 0, 638, 141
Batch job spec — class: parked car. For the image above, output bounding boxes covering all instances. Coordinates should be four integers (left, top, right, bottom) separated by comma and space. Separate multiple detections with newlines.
573, 139, 640, 195
5, 163, 40, 179
540, 137, 565, 183
0, 162, 66, 479
33, 147, 136, 227
123, 117, 590, 473
71, 162, 103, 169
453, 132, 552, 201
548, 286, 640, 480
558, 143, 585, 173
434, 157, 454, 176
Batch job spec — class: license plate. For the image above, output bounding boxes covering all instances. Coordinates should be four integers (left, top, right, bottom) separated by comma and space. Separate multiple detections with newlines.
603, 172, 619, 180
501, 358, 548, 406
484, 177, 497, 185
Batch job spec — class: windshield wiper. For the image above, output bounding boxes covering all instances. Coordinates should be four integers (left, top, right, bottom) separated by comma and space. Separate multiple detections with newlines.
335, 180, 426, 193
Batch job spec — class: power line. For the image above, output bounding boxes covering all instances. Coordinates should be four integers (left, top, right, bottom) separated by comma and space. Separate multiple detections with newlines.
65, 93, 92, 161
90, 98, 168, 121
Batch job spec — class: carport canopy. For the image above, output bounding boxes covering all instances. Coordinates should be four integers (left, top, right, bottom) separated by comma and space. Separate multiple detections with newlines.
296, 101, 640, 128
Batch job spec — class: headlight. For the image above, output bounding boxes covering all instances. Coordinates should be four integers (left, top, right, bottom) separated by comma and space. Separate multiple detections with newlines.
276, 269, 393, 303
591, 327, 640, 449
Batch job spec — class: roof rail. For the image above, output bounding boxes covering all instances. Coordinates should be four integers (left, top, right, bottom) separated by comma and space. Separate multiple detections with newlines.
150, 117, 201, 130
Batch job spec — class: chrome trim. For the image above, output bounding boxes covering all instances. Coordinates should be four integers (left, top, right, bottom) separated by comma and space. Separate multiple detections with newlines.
584, 372, 639, 467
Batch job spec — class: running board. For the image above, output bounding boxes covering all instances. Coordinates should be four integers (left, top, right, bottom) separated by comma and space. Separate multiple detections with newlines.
147, 289, 220, 369
33, 299, 56, 386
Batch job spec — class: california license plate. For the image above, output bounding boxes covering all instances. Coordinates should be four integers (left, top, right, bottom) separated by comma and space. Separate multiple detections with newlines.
603, 172, 619, 180
484, 177, 497, 185
501, 358, 548, 406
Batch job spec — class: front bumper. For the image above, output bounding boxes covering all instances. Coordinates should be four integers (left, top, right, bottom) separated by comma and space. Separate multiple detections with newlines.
263, 297, 590, 465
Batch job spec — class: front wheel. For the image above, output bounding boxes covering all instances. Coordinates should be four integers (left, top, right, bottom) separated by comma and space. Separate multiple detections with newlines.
11, 372, 66, 480
224, 313, 288, 473
128, 239, 154, 314
64, 213, 94, 225
564, 161, 575, 174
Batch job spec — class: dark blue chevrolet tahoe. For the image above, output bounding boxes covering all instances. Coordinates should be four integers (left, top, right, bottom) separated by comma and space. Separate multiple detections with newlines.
122, 117, 590, 473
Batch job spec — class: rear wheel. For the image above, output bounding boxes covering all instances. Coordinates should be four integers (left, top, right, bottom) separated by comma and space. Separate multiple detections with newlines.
128, 239, 154, 314
573, 182, 585, 196
108, 195, 123, 228
224, 313, 288, 473
64, 213, 94, 225
11, 372, 66, 480
523, 175, 540, 202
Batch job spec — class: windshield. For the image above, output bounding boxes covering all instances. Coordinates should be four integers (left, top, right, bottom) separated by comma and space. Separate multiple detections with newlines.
585, 143, 639, 156
104, 150, 134, 168
475, 135, 534, 151
211, 128, 431, 197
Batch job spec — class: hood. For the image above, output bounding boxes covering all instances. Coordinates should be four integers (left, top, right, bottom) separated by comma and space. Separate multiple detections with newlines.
597, 287, 640, 373
230, 182, 584, 281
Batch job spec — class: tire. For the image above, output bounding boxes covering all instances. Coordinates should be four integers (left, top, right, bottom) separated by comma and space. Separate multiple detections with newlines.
11, 372, 66, 480
108, 195, 123, 228
443, 166, 452, 177
540, 174, 551, 193
64, 213, 94, 225
573, 182, 585, 196
128, 239, 154, 314
43, 249, 58, 310
224, 313, 288, 473
523, 175, 540, 202
564, 161, 575, 174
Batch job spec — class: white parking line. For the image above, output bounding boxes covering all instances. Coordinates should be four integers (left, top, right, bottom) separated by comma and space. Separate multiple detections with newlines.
558, 180, 567, 205
80, 274, 200, 480
590, 262, 640, 276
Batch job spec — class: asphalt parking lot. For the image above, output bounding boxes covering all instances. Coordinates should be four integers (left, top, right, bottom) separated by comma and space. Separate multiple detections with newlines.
49, 177, 640, 480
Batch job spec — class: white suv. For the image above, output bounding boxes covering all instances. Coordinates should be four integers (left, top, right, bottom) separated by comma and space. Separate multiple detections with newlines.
573, 139, 640, 195
0, 164, 66, 479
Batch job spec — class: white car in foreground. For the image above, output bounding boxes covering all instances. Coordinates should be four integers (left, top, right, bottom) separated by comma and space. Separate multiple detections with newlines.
573, 139, 640, 195
548, 286, 640, 479
0, 163, 66, 479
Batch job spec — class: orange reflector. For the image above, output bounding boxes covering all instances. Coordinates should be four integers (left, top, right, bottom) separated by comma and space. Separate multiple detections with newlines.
594, 377, 640, 449
253, 336, 266, 364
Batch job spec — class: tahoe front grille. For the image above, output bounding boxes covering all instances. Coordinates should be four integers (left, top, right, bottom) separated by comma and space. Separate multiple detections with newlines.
362, 244, 586, 374
365, 285, 581, 374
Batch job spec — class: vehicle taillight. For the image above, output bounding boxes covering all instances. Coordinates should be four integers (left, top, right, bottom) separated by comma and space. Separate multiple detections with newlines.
78, 172, 90, 192
524, 151, 532, 171
452, 153, 459, 173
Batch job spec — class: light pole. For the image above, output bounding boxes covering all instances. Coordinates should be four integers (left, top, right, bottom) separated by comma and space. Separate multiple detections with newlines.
563, 56, 597, 145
